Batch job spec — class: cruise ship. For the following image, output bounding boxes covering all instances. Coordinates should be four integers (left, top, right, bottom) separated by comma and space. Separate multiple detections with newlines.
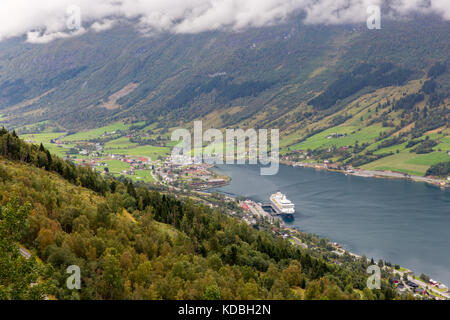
270, 192, 295, 215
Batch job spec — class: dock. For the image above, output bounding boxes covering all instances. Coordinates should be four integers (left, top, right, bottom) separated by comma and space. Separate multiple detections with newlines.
262, 202, 294, 219
240, 199, 295, 223
240, 200, 275, 222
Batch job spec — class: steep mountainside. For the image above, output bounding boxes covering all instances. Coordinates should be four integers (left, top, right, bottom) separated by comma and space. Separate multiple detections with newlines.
0, 16, 447, 128
0, 15, 448, 175
0, 130, 401, 300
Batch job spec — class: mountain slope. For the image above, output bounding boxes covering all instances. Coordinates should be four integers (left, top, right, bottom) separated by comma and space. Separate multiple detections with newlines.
0, 16, 447, 128
0, 130, 403, 300
0, 15, 448, 175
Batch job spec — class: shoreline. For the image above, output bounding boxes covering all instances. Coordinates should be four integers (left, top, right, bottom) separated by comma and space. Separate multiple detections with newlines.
280, 160, 449, 189
204, 165, 449, 299
209, 187, 449, 298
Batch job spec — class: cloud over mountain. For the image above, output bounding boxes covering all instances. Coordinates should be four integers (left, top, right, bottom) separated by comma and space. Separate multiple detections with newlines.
0, 0, 448, 43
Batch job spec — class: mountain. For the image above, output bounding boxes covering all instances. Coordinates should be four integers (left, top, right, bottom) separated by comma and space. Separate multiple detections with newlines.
0, 130, 401, 300
0, 14, 448, 175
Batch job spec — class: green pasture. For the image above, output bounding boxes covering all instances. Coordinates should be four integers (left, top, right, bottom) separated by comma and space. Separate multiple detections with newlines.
61, 122, 131, 142
291, 125, 384, 150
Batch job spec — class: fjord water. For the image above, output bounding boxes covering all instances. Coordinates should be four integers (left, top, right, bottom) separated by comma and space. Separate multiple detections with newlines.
211, 164, 450, 285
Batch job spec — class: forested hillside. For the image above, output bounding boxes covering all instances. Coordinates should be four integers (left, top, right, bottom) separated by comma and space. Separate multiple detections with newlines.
0, 130, 401, 300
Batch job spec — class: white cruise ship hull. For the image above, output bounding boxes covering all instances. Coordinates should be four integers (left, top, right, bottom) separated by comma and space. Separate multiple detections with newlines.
270, 194, 295, 216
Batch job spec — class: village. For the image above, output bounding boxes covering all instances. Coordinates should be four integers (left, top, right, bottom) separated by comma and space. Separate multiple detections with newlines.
23, 129, 229, 190
69, 153, 230, 190
23, 131, 449, 300
69, 151, 229, 190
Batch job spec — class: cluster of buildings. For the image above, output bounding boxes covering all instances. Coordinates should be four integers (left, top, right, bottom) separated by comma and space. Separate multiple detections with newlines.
239, 200, 281, 229
327, 133, 345, 139
68, 153, 153, 177
154, 157, 227, 189
282, 158, 343, 171
428, 279, 448, 291
117, 156, 152, 176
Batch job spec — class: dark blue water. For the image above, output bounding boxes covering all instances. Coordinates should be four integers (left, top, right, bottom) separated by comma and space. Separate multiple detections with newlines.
211, 164, 450, 285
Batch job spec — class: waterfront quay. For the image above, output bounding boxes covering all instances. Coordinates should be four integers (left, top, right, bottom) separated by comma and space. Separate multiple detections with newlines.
239, 200, 276, 223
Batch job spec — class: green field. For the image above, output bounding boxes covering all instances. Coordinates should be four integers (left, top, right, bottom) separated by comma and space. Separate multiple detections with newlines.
362, 151, 449, 176
406, 151, 449, 166
433, 135, 450, 152
20, 132, 72, 157
129, 170, 155, 183
106, 145, 170, 160
104, 136, 139, 149
20, 132, 65, 143
102, 160, 130, 174
19, 120, 172, 163
291, 124, 384, 150
98, 160, 155, 183
373, 142, 409, 155
61, 122, 131, 142
284, 118, 449, 177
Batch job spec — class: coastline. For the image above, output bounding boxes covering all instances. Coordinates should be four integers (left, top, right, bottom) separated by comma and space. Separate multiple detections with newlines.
207, 186, 449, 299
280, 160, 449, 189
204, 164, 449, 299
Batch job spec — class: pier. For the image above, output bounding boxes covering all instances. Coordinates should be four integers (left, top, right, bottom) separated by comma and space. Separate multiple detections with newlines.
240, 200, 294, 223
240, 200, 275, 222
263, 202, 294, 219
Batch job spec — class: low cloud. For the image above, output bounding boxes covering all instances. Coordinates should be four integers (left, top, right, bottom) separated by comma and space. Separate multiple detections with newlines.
0, 0, 448, 43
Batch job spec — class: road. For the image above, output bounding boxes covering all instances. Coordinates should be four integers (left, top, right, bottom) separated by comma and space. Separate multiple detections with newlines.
357, 169, 445, 186
282, 161, 448, 187
291, 236, 308, 249
406, 275, 450, 299
246, 202, 273, 221
393, 269, 450, 299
